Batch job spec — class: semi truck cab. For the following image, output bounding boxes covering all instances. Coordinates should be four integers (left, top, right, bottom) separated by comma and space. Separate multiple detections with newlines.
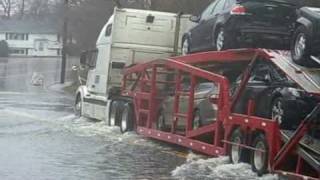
75, 7, 193, 121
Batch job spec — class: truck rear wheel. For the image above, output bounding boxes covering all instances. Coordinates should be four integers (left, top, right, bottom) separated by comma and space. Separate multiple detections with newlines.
109, 101, 121, 126
229, 128, 244, 164
193, 110, 201, 129
182, 37, 190, 55
251, 134, 269, 176
156, 110, 166, 131
120, 103, 134, 133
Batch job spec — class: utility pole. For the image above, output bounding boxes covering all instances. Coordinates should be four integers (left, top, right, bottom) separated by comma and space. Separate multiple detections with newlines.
60, 0, 68, 84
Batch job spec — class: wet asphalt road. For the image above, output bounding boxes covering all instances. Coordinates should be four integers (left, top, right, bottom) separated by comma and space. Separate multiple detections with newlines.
0, 57, 186, 180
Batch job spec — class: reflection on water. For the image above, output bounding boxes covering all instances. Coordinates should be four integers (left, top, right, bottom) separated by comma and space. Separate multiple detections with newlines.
0, 57, 77, 92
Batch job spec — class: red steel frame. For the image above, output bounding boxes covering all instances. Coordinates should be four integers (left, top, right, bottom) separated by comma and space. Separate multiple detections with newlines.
121, 49, 320, 179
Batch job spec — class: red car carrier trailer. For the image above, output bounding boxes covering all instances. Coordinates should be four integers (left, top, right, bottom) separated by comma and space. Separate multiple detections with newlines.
110, 49, 320, 179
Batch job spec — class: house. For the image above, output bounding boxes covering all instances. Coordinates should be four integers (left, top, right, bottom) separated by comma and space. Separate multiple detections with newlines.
0, 19, 62, 57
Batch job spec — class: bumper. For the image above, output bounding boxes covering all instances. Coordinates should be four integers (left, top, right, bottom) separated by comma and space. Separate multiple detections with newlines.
224, 16, 291, 49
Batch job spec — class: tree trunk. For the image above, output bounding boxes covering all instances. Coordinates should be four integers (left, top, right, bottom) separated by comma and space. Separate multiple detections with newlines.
20, 0, 25, 19
7, 0, 11, 18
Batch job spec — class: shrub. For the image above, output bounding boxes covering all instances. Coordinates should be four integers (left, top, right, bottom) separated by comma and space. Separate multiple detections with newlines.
0, 40, 9, 57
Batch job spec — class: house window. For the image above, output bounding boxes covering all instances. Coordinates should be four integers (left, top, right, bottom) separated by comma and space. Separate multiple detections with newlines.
105, 24, 112, 37
39, 42, 44, 51
6, 33, 29, 40
9, 48, 25, 55
57, 34, 61, 42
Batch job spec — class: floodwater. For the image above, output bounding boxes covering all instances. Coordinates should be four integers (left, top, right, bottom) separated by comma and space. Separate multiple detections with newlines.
0, 57, 278, 180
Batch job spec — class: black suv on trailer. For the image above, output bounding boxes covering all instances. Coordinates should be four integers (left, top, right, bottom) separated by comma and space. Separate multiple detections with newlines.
291, 7, 320, 66
182, 0, 299, 55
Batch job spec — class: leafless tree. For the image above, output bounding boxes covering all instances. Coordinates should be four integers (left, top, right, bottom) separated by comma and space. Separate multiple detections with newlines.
0, 0, 12, 18
20, 0, 24, 18
27, 0, 51, 17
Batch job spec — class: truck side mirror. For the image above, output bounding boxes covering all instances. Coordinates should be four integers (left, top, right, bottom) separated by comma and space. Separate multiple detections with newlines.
80, 51, 87, 66
189, 15, 200, 23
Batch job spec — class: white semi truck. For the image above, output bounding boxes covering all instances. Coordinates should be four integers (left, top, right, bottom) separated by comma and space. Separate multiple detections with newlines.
74, 7, 193, 124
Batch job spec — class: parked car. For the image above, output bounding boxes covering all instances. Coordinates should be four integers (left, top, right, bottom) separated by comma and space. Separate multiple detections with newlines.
232, 57, 320, 129
157, 82, 218, 130
291, 7, 320, 66
182, 0, 299, 55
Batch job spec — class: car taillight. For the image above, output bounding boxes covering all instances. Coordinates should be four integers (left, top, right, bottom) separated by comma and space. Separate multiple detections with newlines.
231, 5, 247, 15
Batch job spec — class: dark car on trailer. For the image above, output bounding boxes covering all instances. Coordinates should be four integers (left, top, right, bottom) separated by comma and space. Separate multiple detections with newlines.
231, 52, 320, 130
291, 6, 320, 66
182, 0, 300, 55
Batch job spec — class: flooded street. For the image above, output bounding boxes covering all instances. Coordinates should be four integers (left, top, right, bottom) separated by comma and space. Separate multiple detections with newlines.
0, 57, 278, 180
0, 57, 186, 179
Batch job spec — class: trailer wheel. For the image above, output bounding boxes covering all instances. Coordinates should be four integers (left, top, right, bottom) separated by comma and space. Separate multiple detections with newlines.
156, 110, 166, 130
120, 103, 134, 133
109, 101, 121, 126
291, 25, 312, 66
251, 134, 269, 176
74, 94, 82, 117
229, 128, 244, 164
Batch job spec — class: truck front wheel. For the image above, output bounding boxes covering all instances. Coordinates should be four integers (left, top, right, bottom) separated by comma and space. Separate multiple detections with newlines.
250, 134, 269, 176
120, 103, 134, 133
109, 101, 121, 126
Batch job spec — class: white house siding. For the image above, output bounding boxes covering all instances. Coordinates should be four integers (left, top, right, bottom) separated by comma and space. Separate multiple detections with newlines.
0, 33, 62, 57
0, 33, 5, 41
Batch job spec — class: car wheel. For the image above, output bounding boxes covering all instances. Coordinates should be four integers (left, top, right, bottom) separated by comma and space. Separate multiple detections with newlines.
156, 110, 166, 130
291, 26, 312, 66
270, 97, 289, 128
229, 128, 244, 164
214, 27, 232, 51
74, 94, 82, 117
182, 37, 190, 55
251, 134, 269, 176
120, 103, 134, 133
109, 100, 121, 126
193, 110, 201, 129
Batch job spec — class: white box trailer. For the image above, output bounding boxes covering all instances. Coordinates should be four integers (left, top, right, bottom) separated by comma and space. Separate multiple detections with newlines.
75, 7, 194, 121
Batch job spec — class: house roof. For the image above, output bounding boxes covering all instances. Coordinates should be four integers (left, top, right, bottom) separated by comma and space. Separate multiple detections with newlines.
0, 19, 60, 34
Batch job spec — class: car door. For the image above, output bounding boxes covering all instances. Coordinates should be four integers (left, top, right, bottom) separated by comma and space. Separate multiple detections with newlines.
161, 82, 189, 127
234, 61, 273, 115
195, 83, 219, 125
189, 1, 218, 52
202, 0, 227, 50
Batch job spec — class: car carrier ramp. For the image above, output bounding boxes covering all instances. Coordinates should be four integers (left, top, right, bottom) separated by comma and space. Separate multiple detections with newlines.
281, 130, 320, 172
